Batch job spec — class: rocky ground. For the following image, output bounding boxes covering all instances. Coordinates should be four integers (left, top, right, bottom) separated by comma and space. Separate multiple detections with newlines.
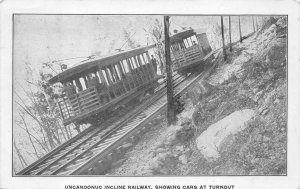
106, 16, 287, 176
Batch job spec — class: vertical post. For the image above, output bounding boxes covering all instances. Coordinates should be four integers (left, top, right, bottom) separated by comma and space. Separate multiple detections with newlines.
221, 16, 227, 61
104, 68, 116, 98
116, 63, 128, 93
126, 59, 137, 88
146, 52, 156, 76
255, 16, 259, 31
229, 16, 232, 52
58, 101, 65, 119
252, 16, 255, 32
239, 16, 243, 43
164, 16, 176, 126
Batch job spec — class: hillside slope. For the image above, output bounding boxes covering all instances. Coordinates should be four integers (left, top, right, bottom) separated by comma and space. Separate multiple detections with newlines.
107, 16, 287, 176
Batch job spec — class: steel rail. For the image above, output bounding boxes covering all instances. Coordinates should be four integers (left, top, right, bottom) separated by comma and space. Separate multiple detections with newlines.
49, 75, 187, 175
33, 74, 183, 175
18, 73, 182, 175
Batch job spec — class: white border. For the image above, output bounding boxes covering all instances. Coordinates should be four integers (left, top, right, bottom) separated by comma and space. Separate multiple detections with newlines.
1, 0, 300, 188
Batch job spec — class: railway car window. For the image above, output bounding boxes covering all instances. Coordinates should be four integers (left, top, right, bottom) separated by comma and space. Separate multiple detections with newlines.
96, 72, 101, 83
111, 65, 120, 81
108, 68, 115, 83
133, 57, 138, 68
134, 57, 140, 67
188, 37, 194, 46
129, 58, 133, 68
132, 57, 139, 68
107, 67, 116, 82
114, 64, 122, 79
142, 53, 148, 64
83, 76, 89, 89
179, 42, 185, 50
191, 35, 198, 44
74, 78, 83, 91
102, 70, 110, 85
184, 38, 191, 48
129, 58, 135, 69
72, 80, 78, 93
136, 56, 141, 65
120, 61, 126, 73
139, 54, 146, 65
183, 39, 188, 48
139, 55, 145, 65
79, 78, 87, 90
125, 60, 131, 72
121, 60, 128, 73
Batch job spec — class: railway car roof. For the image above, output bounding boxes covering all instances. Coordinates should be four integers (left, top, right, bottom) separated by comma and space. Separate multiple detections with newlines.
48, 44, 155, 84
170, 28, 206, 43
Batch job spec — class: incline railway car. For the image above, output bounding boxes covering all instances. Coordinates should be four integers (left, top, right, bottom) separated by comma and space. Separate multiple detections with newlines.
49, 45, 163, 126
170, 28, 213, 75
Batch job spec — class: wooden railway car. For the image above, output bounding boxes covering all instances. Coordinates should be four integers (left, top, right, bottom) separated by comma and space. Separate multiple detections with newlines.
170, 28, 213, 75
48, 45, 163, 126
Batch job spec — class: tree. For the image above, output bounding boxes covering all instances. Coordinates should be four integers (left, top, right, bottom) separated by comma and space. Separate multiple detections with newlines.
252, 16, 256, 32
122, 28, 139, 49
13, 134, 28, 169
239, 16, 243, 43
229, 16, 232, 52
144, 18, 165, 74
13, 60, 76, 172
164, 16, 176, 126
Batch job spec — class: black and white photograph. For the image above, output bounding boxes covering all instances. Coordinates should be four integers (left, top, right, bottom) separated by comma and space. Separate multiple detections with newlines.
12, 14, 287, 176
1, 0, 300, 188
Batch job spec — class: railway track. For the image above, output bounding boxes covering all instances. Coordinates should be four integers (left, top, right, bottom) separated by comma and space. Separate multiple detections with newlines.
18, 32, 254, 176
17, 71, 185, 176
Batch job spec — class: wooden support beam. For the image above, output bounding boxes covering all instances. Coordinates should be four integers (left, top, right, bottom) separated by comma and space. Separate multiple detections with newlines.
135, 57, 146, 84
130, 58, 142, 86
146, 52, 157, 76
137, 55, 151, 81
141, 53, 153, 77
124, 59, 134, 88
116, 63, 129, 93
118, 62, 131, 91
164, 15, 176, 126
111, 65, 122, 96
98, 69, 111, 102
104, 68, 116, 99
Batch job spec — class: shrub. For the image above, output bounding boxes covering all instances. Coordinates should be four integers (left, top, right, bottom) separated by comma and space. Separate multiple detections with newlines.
176, 121, 196, 143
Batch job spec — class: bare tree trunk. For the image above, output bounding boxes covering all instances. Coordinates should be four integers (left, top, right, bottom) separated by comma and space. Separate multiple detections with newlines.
255, 16, 259, 30
239, 16, 243, 43
229, 16, 232, 52
164, 16, 176, 126
13, 135, 28, 168
16, 122, 48, 153
19, 113, 40, 159
252, 16, 256, 32
15, 92, 56, 149
221, 16, 227, 61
